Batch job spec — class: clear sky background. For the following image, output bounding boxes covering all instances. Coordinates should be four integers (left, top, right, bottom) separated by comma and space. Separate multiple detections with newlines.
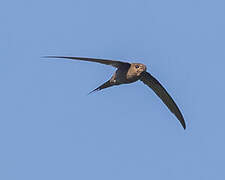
1, 0, 225, 179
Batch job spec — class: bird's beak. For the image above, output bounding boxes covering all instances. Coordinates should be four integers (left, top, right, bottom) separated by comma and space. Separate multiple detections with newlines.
142, 66, 146, 72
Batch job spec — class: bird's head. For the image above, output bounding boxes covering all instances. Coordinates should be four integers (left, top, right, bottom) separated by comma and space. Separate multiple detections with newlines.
131, 63, 147, 76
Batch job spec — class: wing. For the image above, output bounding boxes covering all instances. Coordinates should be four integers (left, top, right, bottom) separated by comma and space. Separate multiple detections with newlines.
43, 56, 130, 68
140, 71, 186, 129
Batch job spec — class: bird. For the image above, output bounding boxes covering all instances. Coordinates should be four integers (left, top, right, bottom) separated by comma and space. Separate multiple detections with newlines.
44, 56, 186, 129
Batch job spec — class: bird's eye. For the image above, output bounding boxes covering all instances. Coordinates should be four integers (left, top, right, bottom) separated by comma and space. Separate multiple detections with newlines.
135, 65, 139, 68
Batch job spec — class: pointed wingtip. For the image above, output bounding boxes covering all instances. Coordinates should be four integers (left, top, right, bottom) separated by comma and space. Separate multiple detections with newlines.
176, 113, 186, 130
41, 56, 60, 59
180, 118, 186, 130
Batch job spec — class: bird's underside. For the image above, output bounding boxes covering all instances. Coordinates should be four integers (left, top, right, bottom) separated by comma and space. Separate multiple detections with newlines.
44, 56, 186, 129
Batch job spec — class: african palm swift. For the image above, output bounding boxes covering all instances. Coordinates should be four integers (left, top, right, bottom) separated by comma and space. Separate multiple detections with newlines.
44, 56, 186, 129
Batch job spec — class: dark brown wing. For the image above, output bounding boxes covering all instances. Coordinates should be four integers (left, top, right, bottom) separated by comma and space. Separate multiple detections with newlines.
43, 56, 130, 68
140, 71, 186, 129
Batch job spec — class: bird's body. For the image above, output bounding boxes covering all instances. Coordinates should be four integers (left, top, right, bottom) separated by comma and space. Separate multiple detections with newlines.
111, 63, 146, 84
44, 56, 186, 129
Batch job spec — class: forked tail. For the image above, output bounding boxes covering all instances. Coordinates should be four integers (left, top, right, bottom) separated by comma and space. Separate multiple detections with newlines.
88, 80, 113, 94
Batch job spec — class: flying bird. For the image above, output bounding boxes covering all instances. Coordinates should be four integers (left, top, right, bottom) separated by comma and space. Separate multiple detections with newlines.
44, 56, 186, 129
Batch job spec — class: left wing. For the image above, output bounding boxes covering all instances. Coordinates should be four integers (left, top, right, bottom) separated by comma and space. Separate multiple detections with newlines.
43, 56, 130, 68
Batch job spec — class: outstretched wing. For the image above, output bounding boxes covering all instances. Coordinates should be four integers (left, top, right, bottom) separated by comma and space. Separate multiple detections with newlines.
140, 71, 186, 129
43, 56, 130, 68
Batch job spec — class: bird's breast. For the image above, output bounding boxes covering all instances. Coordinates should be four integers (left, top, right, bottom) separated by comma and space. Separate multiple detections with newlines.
114, 67, 139, 84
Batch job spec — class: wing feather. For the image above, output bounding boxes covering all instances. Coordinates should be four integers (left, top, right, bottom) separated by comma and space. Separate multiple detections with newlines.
140, 71, 186, 129
43, 56, 130, 68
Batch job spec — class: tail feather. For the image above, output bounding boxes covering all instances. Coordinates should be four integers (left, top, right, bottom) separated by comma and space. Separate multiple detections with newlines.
88, 80, 113, 94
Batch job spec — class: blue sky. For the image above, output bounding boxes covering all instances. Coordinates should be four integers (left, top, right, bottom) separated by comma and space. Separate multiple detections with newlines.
1, 0, 225, 179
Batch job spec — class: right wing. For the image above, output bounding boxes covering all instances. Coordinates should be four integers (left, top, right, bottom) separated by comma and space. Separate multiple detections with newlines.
140, 71, 186, 129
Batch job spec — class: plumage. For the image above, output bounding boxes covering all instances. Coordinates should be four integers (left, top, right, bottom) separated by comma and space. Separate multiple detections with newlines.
88, 80, 113, 94
44, 56, 186, 129
43, 56, 130, 68
140, 71, 186, 129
